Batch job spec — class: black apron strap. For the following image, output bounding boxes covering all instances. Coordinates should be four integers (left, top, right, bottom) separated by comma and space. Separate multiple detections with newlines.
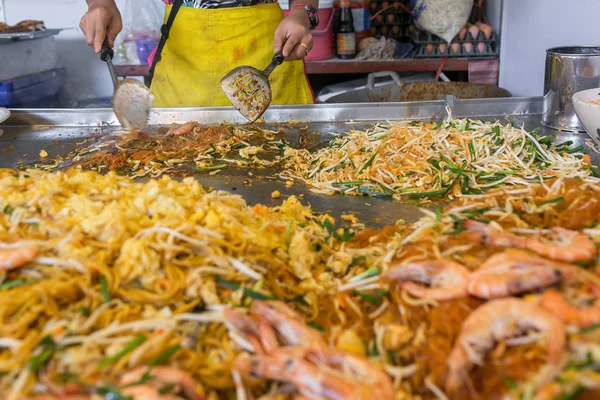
148, 0, 184, 85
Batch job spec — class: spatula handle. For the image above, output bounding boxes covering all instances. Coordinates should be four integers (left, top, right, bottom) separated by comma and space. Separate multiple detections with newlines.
100, 39, 114, 62
263, 52, 285, 77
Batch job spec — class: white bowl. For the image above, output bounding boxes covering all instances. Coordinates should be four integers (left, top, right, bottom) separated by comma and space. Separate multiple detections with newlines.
573, 88, 600, 146
0, 108, 9, 124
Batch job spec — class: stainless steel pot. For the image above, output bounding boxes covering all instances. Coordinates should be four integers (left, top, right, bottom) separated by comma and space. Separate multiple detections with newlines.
542, 46, 600, 132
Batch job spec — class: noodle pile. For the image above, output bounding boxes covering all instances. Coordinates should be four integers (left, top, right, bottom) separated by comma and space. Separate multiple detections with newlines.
281, 117, 597, 200
1, 172, 600, 399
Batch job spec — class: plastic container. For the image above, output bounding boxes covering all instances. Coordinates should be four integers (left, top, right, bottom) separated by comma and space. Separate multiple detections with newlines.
0, 68, 66, 107
306, 10, 334, 61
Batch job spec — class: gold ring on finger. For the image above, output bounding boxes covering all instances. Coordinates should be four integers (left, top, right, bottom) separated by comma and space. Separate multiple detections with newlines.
299, 42, 309, 56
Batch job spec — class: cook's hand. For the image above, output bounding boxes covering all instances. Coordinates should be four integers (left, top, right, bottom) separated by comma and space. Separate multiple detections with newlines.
80, 0, 123, 53
274, 8, 313, 61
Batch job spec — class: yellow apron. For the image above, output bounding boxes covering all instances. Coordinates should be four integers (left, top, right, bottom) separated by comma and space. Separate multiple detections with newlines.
151, 3, 314, 108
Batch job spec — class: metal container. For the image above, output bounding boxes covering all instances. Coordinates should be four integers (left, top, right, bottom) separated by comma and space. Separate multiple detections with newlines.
319, 72, 511, 103
542, 46, 600, 132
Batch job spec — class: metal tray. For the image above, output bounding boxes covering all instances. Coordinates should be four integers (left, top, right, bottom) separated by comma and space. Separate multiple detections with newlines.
0, 29, 62, 42
0, 97, 595, 228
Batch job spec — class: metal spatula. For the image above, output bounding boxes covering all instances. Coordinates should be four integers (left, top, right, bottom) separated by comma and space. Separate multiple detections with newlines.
101, 41, 154, 131
220, 52, 285, 123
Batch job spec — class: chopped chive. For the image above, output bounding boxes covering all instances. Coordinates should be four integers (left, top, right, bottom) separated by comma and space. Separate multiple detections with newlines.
538, 197, 564, 207
0, 279, 29, 290
440, 154, 457, 169
3, 204, 13, 214
350, 256, 367, 267
358, 153, 377, 174
225, 133, 235, 140
308, 321, 325, 332
197, 164, 227, 172
333, 227, 355, 242
556, 386, 585, 400
332, 181, 363, 187
215, 277, 275, 300
502, 376, 518, 390
409, 162, 467, 199
99, 275, 111, 303
463, 120, 471, 131
353, 289, 389, 305
468, 141, 476, 161
149, 345, 182, 368
349, 267, 380, 282
29, 336, 57, 372
99, 335, 146, 367
409, 120, 420, 126
427, 158, 441, 170
78, 306, 90, 316
358, 188, 393, 198
530, 127, 541, 134
566, 145, 584, 154
96, 384, 132, 400
580, 323, 600, 334
434, 207, 443, 222
159, 383, 176, 395
432, 122, 443, 130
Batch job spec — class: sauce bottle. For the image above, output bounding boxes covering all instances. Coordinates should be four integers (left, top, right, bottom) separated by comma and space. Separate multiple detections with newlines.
336, 0, 356, 59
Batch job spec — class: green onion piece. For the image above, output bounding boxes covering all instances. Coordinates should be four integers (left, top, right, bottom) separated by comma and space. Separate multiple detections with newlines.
350, 256, 367, 267
502, 376, 518, 391
530, 127, 541, 134
440, 154, 457, 169
409, 162, 467, 199
566, 145, 584, 154
96, 384, 133, 400
432, 122, 443, 130
353, 289, 389, 305
332, 181, 363, 187
427, 158, 441, 170
29, 336, 57, 372
0, 279, 29, 290
323, 219, 335, 235
99, 335, 146, 367
358, 153, 377, 174
556, 386, 585, 400
99, 275, 111, 303
358, 188, 393, 198
197, 164, 227, 172
409, 120, 420, 126
580, 323, 600, 334
333, 227, 355, 242
349, 267, 381, 282
468, 141, 476, 161
308, 321, 325, 332
149, 345, 182, 368
434, 207, 443, 222
463, 120, 471, 131
3, 204, 13, 214
159, 384, 176, 395
215, 277, 275, 300
538, 197, 564, 207
78, 306, 91, 316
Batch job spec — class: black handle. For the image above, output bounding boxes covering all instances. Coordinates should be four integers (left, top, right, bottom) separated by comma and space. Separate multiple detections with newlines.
100, 38, 114, 62
273, 52, 285, 66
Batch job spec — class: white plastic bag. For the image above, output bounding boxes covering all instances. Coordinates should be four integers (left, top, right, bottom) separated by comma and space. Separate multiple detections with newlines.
412, 0, 473, 43
114, 0, 165, 64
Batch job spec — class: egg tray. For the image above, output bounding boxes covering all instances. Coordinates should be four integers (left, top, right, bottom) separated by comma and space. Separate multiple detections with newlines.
370, 25, 412, 41
411, 29, 498, 45
413, 40, 499, 58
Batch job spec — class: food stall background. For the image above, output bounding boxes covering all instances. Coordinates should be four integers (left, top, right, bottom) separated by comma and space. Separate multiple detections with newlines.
0, 0, 598, 106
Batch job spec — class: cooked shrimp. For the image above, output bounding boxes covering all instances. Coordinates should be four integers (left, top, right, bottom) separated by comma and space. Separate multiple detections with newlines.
525, 227, 597, 263
466, 250, 562, 299
446, 298, 566, 395
235, 347, 394, 400
223, 308, 269, 354
250, 301, 328, 350
0, 245, 38, 270
540, 290, 600, 328
305, 349, 394, 400
464, 219, 597, 263
168, 122, 196, 136
384, 259, 471, 300
119, 366, 202, 400
463, 219, 526, 248
20, 396, 96, 400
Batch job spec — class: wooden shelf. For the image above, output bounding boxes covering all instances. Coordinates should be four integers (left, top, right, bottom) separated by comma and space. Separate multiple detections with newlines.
114, 57, 499, 86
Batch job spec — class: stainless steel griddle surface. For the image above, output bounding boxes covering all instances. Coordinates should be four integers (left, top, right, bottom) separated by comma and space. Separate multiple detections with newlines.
0, 98, 596, 228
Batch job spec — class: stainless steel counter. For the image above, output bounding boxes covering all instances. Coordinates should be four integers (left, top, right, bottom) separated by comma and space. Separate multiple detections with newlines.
0, 97, 595, 228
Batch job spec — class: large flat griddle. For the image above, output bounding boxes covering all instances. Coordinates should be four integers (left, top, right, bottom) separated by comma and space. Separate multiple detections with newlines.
0, 97, 595, 228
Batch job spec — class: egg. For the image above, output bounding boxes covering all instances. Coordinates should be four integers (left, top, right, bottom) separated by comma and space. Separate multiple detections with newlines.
458, 26, 467, 40
462, 43, 473, 54
392, 25, 400, 35
450, 42, 460, 54
477, 42, 486, 53
381, 26, 389, 35
426, 43, 434, 55
387, 14, 395, 23
478, 23, 493, 40
376, 15, 384, 24
467, 24, 480, 40
393, 1, 401, 9
438, 43, 447, 54
408, 24, 415, 33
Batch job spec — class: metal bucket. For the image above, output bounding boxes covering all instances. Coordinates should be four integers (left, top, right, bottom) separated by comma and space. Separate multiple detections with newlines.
319, 72, 511, 103
542, 46, 600, 132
